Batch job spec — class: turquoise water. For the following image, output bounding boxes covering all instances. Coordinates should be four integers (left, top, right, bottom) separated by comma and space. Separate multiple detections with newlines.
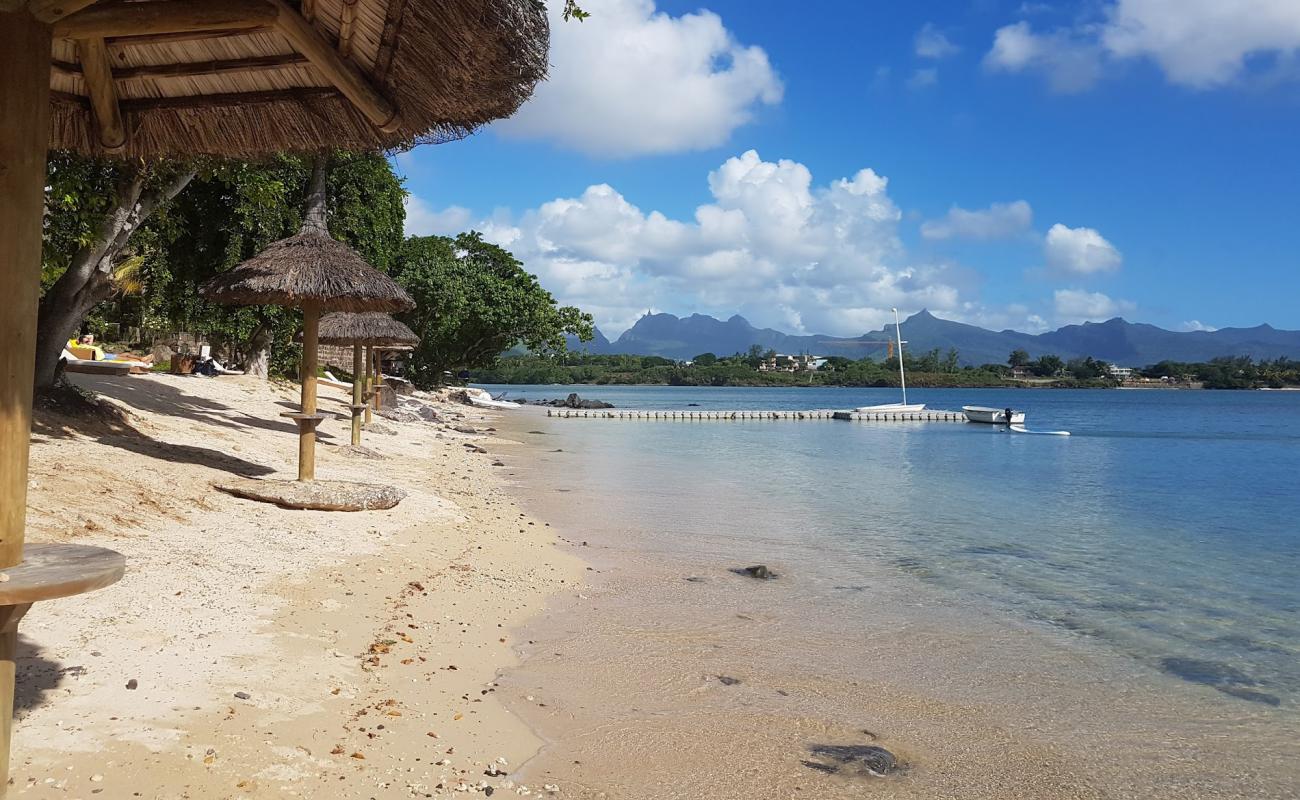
485, 385, 1300, 710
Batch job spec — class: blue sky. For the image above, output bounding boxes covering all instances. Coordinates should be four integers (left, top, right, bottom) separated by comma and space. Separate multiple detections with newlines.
396, 0, 1300, 337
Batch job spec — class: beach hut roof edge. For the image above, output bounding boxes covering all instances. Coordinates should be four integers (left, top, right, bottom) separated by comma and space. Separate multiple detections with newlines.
200, 230, 414, 313
311, 311, 418, 346
47, 0, 549, 158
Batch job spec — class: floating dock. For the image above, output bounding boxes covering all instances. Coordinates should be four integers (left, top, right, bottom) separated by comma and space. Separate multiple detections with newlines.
546, 408, 967, 422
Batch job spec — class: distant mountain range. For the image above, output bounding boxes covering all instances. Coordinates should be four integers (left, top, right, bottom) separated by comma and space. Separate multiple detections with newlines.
566, 310, 1300, 367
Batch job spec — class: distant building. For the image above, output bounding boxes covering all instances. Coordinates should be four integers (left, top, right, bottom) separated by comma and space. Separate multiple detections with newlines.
1109, 365, 1135, 380
1010, 365, 1032, 379
758, 353, 821, 373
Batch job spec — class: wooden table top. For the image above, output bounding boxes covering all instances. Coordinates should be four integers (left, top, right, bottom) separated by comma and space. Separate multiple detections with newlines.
0, 544, 125, 606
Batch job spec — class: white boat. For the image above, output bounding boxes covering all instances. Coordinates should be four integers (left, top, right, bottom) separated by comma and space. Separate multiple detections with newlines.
1010, 425, 1070, 437
469, 396, 520, 410
963, 406, 1025, 424
465, 387, 520, 410
856, 402, 927, 412
856, 308, 925, 413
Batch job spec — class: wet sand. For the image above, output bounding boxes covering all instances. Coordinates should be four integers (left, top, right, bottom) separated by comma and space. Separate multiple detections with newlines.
490, 411, 1299, 800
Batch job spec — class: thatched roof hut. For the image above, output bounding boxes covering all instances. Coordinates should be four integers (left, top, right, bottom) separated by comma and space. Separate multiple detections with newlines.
201, 232, 414, 312
199, 159, 414, 314
44, 0, 549, 158
316, 312, 418, 346
0, 0, 548, 784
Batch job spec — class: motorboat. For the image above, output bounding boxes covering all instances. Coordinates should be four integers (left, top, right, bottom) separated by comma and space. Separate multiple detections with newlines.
963, 406, 1025, 424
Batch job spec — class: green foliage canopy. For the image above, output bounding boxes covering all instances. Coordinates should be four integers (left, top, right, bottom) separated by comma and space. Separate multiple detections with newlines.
394, 232, 593, 388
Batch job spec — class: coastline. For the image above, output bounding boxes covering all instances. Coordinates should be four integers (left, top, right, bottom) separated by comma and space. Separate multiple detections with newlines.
488, 399, 1299, 800
17, 373, 585, 797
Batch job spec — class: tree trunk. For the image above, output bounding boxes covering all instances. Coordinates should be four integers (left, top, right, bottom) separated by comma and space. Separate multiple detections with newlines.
301, 155, 329, 235
243, 318, 274, 379
33, 164, 195, 390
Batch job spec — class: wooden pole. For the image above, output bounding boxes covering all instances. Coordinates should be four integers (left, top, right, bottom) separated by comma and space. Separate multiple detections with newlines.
0, 7, 50, 571
0, 8, 51, 791
373, 348, 383, 411
298, 302, 319, 481
268, 0, 400, 132
0, 604, 31, 790
53, 0, 278, 38
28, 0, 99, 23
75, 37, 125, 150
363, 345, 373, 425
350, 342, 362, 446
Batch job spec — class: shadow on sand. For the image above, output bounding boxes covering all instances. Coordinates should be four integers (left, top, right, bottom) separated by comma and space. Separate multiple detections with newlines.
29, 375, 319, 478
14, 635, 75, 719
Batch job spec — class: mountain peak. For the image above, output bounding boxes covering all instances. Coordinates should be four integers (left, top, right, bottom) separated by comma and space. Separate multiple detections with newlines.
596, 311, 1300, 365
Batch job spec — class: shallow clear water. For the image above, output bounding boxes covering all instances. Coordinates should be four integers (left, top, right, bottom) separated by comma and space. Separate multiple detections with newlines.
487, 385, 1300, 709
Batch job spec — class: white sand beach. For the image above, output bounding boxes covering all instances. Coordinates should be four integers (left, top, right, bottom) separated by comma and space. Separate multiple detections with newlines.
17, 373, 584, 797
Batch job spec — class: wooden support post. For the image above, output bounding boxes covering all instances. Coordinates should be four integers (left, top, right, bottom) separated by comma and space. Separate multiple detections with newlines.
337, 0, 357, 58
0, 603, 31, 788
298, 302, 319, 481
0, 9, 49, 791
28, 0, 97, 23
53, 0, 278, 37
268, 0, 400, 132
350, 343, 362, 446
363, 345, 373, 425
0, 8, 50, 571
373, 349, 383, 411
75, 37, 125, 150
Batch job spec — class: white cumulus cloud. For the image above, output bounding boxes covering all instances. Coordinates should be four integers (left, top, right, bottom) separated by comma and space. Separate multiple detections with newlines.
1181, 319, 1218, 332
921, 200, 1033, 240
906, 68, 939, 90
403, 196, 471, 237
1044, 223, 1122, 274
987, 0, 1300, 91
494, 0, 782, 156
1054, 289, 1135, 323
985, 21, 1103, 93
409, 151, 976, 338
915, 23, 960, 59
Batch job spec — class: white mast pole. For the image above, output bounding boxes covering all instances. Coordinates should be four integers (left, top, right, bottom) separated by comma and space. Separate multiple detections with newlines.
892, 307, 907, 406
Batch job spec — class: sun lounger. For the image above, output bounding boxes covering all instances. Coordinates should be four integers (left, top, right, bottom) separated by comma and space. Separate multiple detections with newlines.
63, 358, 133, 376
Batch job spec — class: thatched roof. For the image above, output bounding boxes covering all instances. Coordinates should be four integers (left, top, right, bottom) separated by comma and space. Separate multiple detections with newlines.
200, 230, 414, 312
45, 0, 548, 158
314, 311, 417, 346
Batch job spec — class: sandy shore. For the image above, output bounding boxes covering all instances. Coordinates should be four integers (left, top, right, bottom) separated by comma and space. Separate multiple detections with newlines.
17, 373, 584, 798
487, 409, 1299, 800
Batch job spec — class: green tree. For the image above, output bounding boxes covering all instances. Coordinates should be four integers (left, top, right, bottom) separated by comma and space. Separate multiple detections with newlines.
1008, 348, 1031, 368
1032, 354, 1065, 377
147, 152, 405, 378
36, 151, 405, 385
942, 348, 960, 373
692, 352, 718, 365
35, 155, 196, 389
394, 232, 593, 388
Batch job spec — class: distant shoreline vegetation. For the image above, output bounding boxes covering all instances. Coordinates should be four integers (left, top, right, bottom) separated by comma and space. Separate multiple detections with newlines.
473, 351, 1300, 390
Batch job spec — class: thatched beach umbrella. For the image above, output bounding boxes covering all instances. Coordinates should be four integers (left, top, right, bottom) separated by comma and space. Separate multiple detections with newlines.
0, 0, 546, 786
314, 312, 416, 445
202, 158, 414, 481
